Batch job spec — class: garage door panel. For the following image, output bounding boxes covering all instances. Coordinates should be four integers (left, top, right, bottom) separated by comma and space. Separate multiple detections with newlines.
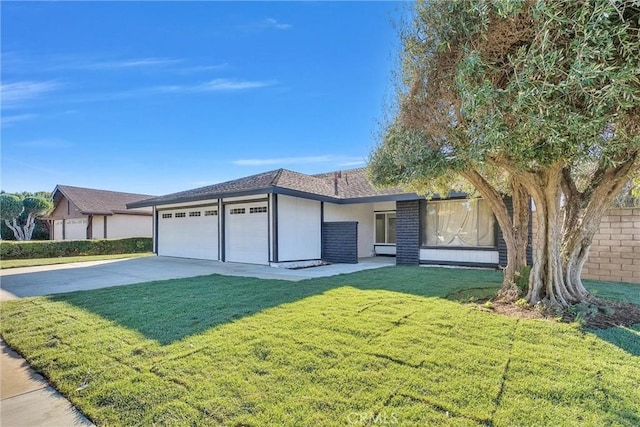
158, 207, 218, 260
225, 203, 268, 265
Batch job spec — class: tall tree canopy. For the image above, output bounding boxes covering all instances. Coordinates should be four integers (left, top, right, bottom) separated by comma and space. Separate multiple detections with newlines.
370, 0, 640, 307
0, 193, 53, 241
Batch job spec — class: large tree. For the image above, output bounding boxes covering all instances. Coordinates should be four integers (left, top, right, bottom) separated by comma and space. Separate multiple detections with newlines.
0, 193, 52, 241
370, 0, 640, 307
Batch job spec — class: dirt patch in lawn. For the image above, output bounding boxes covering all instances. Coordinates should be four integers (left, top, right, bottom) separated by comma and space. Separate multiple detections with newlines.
563, 299, 640, 329
473, 297, 640, 328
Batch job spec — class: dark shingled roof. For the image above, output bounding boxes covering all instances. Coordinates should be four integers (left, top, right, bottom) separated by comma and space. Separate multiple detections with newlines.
313, 168, 405, 199
128, 167, 415, 208
53, 185, 155, 215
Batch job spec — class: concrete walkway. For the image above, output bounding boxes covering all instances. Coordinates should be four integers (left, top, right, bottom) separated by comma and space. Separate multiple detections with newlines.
0, 255, 394, 425
1, 339, 93, 426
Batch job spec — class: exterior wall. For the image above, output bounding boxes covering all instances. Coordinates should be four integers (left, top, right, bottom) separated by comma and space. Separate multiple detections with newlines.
277, 195, 321, 262
581, 208, 640, 284
323, 203, 375, 258
396, 200, 420, 265
322, 222, 358, 264
420, 248, 499, 265
531, 207, 640, 284
105, 214, 153, 239
51, 195, 85, 240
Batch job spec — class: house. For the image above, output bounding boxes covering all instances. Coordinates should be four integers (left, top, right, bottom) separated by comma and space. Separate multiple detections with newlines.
129, 168, 518, 268
49, 185, 155, 240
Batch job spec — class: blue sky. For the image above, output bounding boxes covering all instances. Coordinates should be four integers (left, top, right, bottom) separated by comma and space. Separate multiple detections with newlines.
1, 1, 404, 196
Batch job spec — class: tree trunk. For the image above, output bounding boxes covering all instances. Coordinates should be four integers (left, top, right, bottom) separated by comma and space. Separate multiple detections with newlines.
23, 214, 36, 241
5, 219, 25, 240
521, 161, 634, 307
461, 170, 530, 293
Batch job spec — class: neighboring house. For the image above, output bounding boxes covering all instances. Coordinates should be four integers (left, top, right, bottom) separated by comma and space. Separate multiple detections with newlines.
49, 185, 155, 240
129, 168, 524, 268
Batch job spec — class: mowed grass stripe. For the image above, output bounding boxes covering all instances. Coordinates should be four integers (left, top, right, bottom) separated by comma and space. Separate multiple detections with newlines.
1, 267, 639, 426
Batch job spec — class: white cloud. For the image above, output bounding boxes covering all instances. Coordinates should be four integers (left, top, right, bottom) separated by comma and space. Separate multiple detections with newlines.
239, 18, 292, 32
78, 57, 183, 70
233, 155, 365, 167
152, 78, 273, 94
1, 81, 61, 107
1, 113, 38, 127
264, 18, 292, 30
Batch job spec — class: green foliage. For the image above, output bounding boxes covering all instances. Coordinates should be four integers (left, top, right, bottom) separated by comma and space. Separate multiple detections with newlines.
569, 302, 600, 325
22, 196, 52, 216
1, 267, 638, 425
515, 265, 531, 293
515, 298, 530, 308
0, 194, 24, 221
0, 192, 53, 240
0, 237, 152, 260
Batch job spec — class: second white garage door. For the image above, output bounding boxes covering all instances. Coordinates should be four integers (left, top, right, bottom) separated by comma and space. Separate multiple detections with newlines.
158, 207, 219, 260
225, 202, 269, 265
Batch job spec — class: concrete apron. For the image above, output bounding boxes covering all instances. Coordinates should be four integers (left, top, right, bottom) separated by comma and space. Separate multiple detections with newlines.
0, 255, 395, 425
0, 255, 395, 300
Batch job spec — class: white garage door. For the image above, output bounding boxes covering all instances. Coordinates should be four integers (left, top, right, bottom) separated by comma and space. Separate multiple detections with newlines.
225, 202, 269, 265
65, 218, 87, 240
53, 220, 63, 241
158, 207, 219, 260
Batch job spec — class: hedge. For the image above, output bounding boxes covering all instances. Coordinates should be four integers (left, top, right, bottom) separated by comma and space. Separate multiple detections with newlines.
0, 238, 152, 260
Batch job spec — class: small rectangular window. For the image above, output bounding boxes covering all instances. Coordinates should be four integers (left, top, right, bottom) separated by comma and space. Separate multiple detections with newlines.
189, 211, 201, 217
162, 213, 172, 219
175, 212, 186, 218
204, 210, 218, 216
375, 212, 396, 244
250, 206, 267, 214
230, 208, 245, 215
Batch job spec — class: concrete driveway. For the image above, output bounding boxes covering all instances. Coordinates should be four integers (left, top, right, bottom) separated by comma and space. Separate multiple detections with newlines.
0, 255, 394, 300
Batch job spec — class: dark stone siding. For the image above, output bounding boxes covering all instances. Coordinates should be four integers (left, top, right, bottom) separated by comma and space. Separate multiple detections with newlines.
497, 196, 533, 268
322, 221, 358, 264
396, 200, 420, 265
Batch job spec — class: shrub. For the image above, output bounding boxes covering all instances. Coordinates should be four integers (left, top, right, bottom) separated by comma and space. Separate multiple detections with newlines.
0, 238, 152, 260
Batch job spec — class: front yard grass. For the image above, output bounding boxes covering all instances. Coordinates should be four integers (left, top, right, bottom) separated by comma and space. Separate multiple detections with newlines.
1, 267, 639, 426
0, 252, 153, 269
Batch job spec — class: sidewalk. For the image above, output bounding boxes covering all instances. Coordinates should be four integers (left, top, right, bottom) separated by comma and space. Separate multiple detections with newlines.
1, 338, 94, 426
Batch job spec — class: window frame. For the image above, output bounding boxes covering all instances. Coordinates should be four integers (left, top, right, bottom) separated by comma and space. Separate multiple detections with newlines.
374, 211, 397, 245
420, 198, 497, 250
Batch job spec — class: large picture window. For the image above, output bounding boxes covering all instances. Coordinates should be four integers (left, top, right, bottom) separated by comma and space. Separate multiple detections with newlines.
375, 212, 396, 244
423, 199, 495, 247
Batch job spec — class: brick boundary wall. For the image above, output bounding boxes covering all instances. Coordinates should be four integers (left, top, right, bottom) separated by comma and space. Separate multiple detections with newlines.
532, 207, 640, 284
581, 208, 640, 284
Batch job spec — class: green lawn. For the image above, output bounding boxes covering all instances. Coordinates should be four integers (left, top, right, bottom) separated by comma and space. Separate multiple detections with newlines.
0, 252, 153, 269
1, 267, 639, 426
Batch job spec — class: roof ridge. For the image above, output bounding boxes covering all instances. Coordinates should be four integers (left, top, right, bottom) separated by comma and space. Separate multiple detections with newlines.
270, 168, 285, 186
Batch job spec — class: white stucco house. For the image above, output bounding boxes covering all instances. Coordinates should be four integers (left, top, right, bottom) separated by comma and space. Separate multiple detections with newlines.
49, 185, 154, 240
128, 168, 522, 268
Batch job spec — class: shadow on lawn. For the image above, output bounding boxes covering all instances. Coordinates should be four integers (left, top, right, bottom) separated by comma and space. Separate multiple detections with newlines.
590, 325, 640, 357
49, 266, 502, 345
49, 265, 640, 354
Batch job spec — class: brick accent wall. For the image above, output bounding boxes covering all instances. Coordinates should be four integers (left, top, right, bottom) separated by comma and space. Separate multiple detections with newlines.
531, 207, 640, 283
396, 200, 420, 265
582, 208, 640, 284
322, 222, 358, 264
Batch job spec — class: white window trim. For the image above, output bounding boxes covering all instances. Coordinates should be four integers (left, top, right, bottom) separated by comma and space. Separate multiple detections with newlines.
374, 211, 397, 245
